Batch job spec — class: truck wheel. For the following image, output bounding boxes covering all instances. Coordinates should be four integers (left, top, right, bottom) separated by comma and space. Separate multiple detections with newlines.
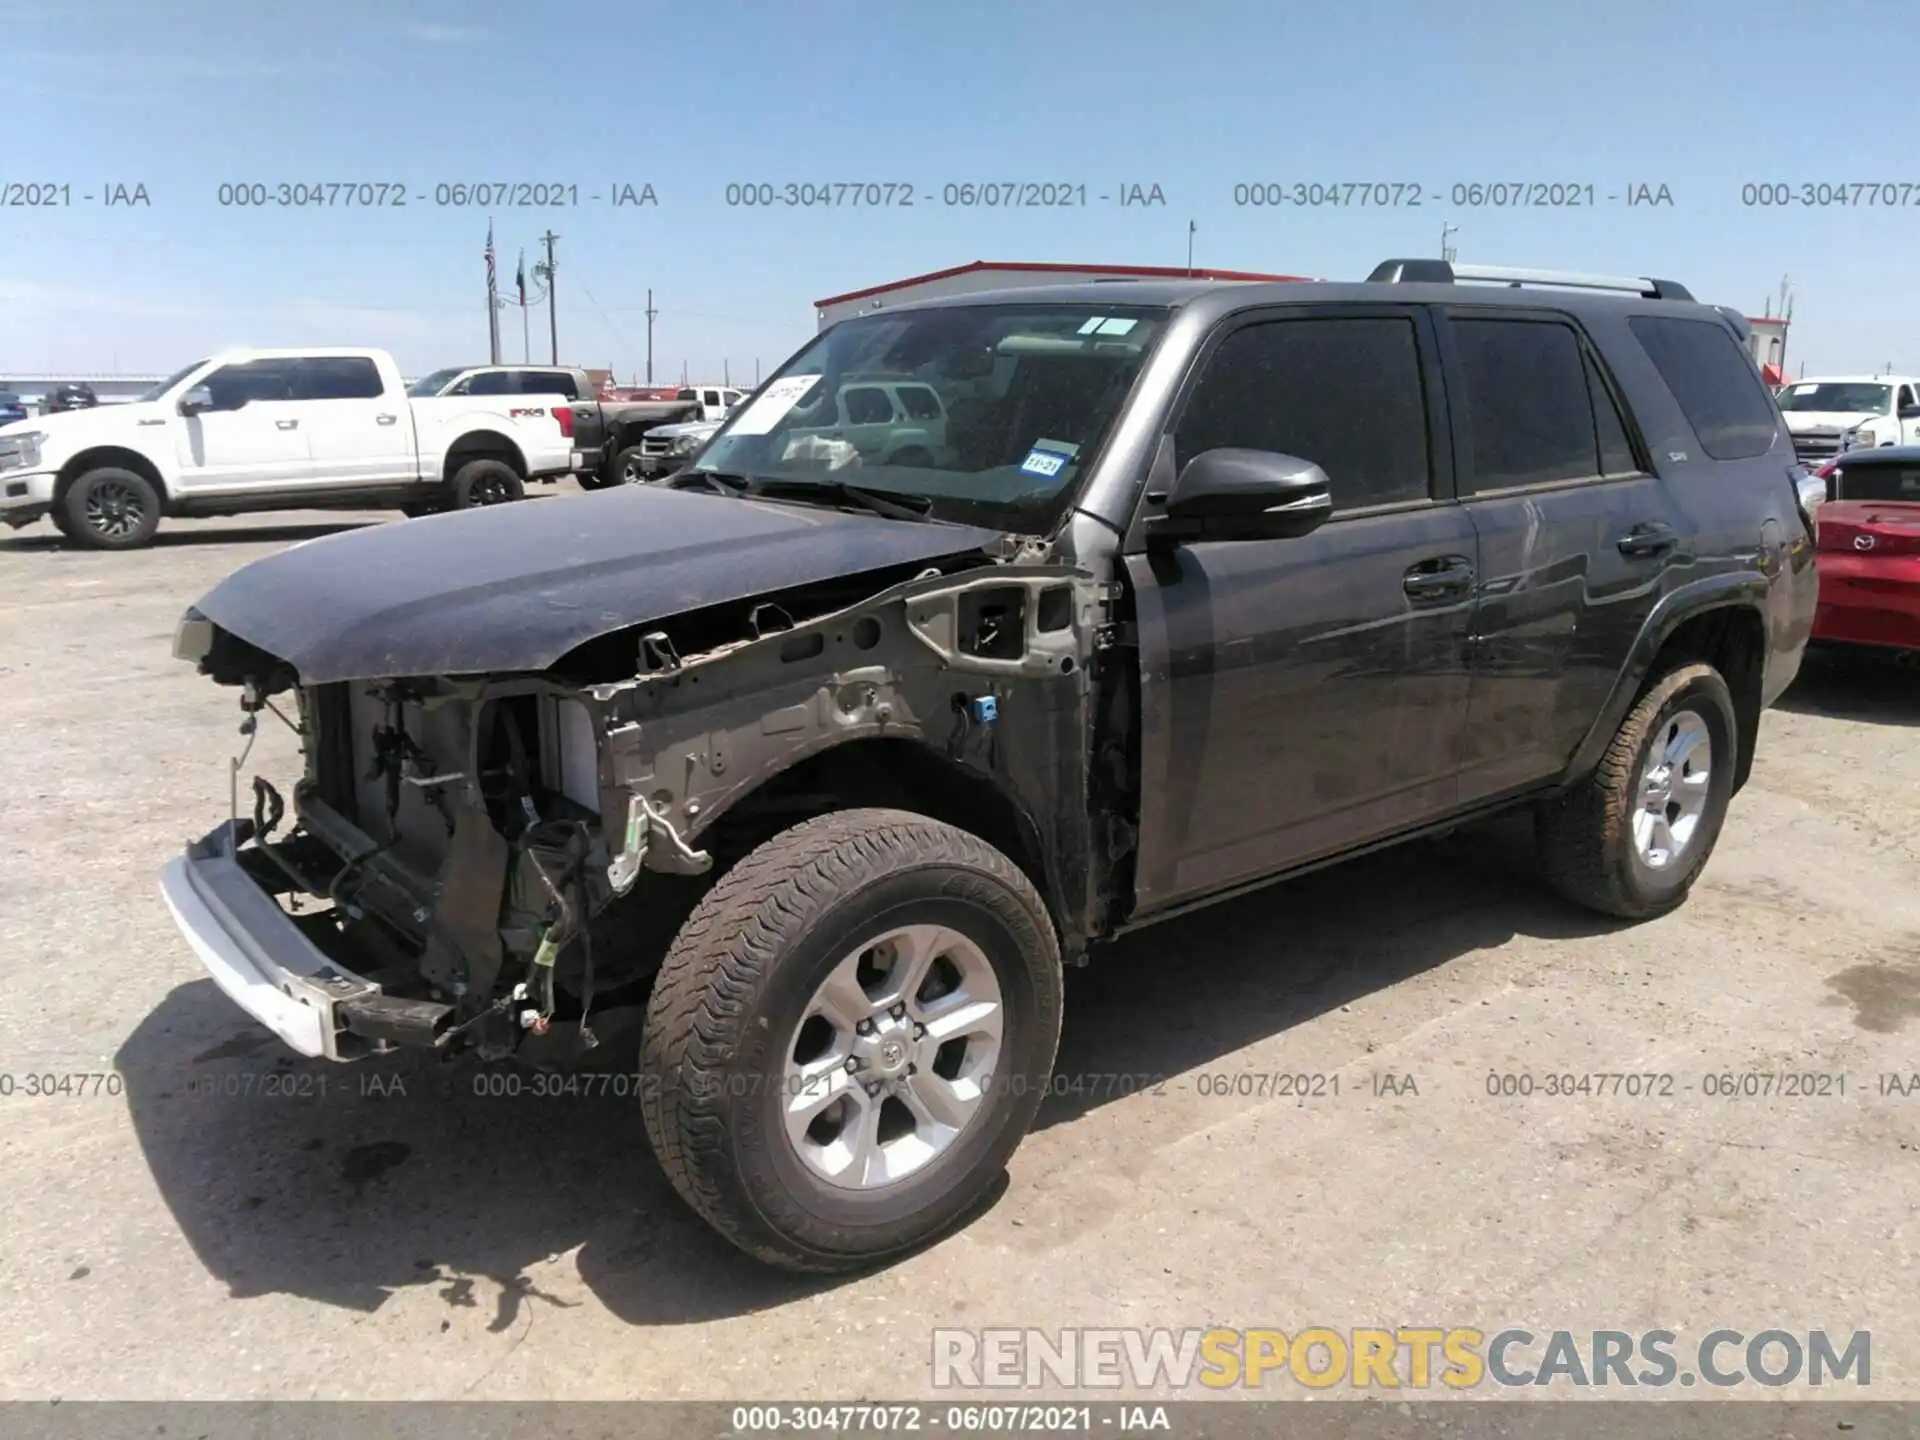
1536, 662, 1738, 920
450, 459, 524, 508
606, 445, 651, 486
62, 467, 161, 550
640, 809, 1063, 1272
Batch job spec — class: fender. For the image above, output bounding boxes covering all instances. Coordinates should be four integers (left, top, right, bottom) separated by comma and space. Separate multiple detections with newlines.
1559, 570, 1771, 786
442, 428, 528, 478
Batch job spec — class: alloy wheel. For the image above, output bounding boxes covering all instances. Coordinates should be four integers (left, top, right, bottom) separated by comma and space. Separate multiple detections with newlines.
782, 925, 1004, 1190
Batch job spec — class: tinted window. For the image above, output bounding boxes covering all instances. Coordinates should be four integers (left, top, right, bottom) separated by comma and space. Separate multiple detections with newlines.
1586, 354, 1640, 475
1175, 315, 1432, 509
1629, 316, 1780, 461
702, 389, 722, 406
463, 371, 513, 395
724, 390, 743, 405
1452, 319, 1599, 490
296, 356, 384, 400
843, 386, 895, 424
897, 385, 942, 420
203, 360, 298, 408
516, 371, 576, 397
675, 388, 697, 401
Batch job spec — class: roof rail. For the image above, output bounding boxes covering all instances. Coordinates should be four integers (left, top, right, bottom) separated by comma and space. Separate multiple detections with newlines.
1367, 259, 1694, 302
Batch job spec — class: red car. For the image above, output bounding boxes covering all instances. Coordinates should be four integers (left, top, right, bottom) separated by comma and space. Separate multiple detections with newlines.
1810, 445, 1920, 657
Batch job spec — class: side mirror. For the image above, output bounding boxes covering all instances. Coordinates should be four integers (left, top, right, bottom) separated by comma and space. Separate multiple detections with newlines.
178, 385, 214, 416
1145, 448, 1334, 546
1899, 403, 1920, 420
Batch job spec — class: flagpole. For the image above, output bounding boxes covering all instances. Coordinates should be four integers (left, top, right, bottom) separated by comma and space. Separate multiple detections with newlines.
485, 219, 501, 364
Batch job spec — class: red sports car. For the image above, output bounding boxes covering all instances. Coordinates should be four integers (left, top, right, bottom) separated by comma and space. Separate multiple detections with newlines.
1810, 445, 1920, 658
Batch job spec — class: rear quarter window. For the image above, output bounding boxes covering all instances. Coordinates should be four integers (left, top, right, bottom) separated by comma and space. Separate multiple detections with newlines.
1627, 315, 1780, 461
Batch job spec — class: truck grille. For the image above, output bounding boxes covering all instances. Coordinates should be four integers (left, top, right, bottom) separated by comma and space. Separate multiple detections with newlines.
1792, 430, 1845, 464
640, 434, 673, 457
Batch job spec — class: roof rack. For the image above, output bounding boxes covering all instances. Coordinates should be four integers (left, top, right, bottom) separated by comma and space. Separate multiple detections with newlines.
1367, 259, 1694, 302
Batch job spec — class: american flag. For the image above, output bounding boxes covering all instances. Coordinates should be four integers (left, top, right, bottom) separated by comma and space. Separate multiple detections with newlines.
516, 249, 526, 306
484, 222, 497, 298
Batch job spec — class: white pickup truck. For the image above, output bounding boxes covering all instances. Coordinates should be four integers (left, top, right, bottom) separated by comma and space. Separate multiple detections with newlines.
1774, 374, 1920, 466
0, 347, 576, 549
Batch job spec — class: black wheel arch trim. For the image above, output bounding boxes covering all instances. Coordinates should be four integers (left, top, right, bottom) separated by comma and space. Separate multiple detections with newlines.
443, 431, 529, 481
1560, 572, 1773, 789
56, 447, 172, 511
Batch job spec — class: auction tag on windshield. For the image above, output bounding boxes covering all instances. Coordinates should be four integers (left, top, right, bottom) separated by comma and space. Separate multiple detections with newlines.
1019, 440, 1078, 479
728, 374, 823, 435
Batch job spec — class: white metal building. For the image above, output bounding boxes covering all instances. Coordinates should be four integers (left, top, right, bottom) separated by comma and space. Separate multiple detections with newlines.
813, 260, 1310, 330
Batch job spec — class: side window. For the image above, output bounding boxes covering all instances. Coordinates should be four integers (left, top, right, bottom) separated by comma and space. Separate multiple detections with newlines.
1174, 315, 1433, 510
843, 386, 896, 424
464, 370, 513, 396
1899, 384, 1918, 413
514, 371, 569, 396
297, 357, 384, 401
1627, 316, 1780, 461
897, 385, 943, 421
724, 390, 743, 406
702, 389, 722, 407
1450, 318, 1600, 491
1585, 353, 1641, 475
203, 360, 298, 409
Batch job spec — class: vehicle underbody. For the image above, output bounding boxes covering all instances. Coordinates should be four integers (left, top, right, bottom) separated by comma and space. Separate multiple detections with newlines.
176, 547, 1136, 1065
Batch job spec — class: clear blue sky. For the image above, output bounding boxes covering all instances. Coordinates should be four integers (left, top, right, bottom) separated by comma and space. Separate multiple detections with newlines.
3, 0, 1912, 382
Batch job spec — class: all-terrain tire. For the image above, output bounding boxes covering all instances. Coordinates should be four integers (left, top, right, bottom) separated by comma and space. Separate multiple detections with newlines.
62, 467, 161, 550
449, 458, 524, 508
598, 445, 650, 486
640, 808, 1063, 1272
1536, 662, 1738, 920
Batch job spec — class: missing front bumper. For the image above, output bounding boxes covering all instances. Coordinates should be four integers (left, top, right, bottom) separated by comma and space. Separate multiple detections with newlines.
158, 820, 452, 1060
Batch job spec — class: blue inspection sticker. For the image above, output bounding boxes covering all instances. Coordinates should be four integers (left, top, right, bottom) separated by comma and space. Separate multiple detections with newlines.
1018, 443, 1078, 479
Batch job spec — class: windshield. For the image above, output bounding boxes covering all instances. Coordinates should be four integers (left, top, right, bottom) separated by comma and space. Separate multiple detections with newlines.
689, 303, 1168, 528
137, 360, 210, 403
1776, 382, 1893, 414
408, 367, 469, 397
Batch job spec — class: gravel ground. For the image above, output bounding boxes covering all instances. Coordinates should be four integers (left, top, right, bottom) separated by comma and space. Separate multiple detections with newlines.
1, 492, 1916, 1407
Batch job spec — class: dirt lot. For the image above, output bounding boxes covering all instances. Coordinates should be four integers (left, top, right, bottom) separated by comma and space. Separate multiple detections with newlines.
1, 490, 1917, 1404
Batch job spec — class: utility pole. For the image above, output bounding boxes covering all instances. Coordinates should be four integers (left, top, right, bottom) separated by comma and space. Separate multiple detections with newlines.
1440, 223, 1458, 262
1186, 219, 1196, 275
755, 358, 760, 384
723, 359, 730, 386
538, 230, 560, 364
644, 288, 657, 385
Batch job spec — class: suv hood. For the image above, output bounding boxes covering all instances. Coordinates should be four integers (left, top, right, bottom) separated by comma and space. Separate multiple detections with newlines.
189, 484, 1001, 684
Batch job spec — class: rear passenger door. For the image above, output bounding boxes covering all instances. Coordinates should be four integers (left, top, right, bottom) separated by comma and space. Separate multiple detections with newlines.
1124, 306, 1480, 915
297, 356, 414, 488
1439, 310, 1681, 798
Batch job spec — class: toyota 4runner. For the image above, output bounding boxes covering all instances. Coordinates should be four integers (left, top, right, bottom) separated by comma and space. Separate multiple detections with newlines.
159, 259, 1822, 1272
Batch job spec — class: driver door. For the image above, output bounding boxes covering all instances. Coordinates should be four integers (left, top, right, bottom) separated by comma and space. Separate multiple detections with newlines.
1123, 307, 1478, 916
173, 358, 314, 496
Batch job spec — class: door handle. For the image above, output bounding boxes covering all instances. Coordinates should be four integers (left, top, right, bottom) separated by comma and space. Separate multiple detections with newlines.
375, 413, 398, 425
1403, 556, 1475, 601
276, 419, 299, 430
1617, 523, 1677, 557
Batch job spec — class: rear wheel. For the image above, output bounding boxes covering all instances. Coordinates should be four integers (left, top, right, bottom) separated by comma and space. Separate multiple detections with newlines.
640, 809, 1063, 1272
1537, 662, 1738, 919
62, 467, 161, 550
450, 458, 524, 508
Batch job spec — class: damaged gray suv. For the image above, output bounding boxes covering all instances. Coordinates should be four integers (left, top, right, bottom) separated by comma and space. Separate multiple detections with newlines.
161, 259, 1820, 1271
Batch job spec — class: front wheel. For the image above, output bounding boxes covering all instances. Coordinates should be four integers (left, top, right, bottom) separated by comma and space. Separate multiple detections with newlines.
603, 445, 651, 486
640, 809, 1063, 1272
1536, 662, 1738, 919
62, 467, 161, 550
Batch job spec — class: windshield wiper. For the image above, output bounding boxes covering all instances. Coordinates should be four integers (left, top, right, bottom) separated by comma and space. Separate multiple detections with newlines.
749, 478, 936, 522
672, 470, 752, 496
